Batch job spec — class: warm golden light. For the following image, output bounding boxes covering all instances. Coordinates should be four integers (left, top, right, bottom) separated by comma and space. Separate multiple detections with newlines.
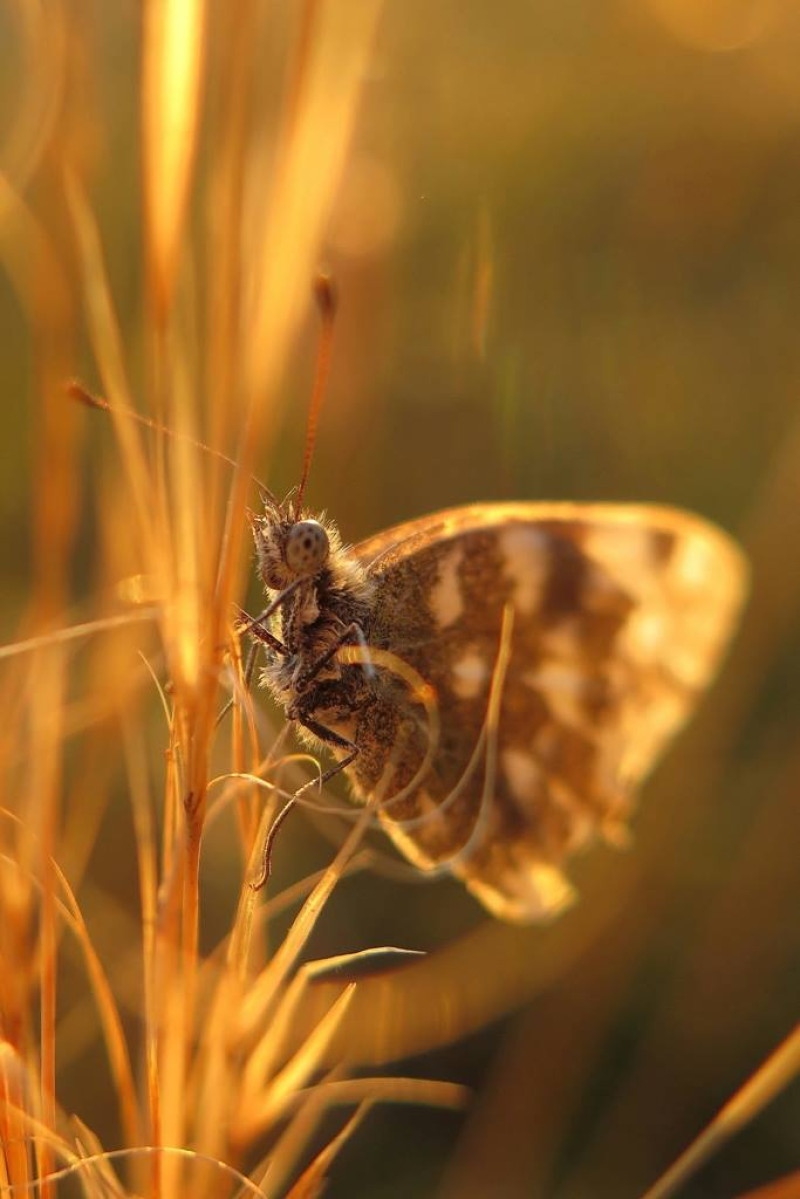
1, 0, 798, 1195
329, 155, 402, 258
642, 0, 783, 51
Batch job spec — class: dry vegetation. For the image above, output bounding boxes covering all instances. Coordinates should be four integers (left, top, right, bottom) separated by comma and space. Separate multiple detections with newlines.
0, 3, 466, 1194
0, 2, 798, 1197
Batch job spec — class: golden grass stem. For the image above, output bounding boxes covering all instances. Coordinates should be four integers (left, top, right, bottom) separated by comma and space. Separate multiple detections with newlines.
734, 1172, 800, 1199
237, 785, 383, 1043
0, 836, 141, 1150
32, 654, 65, 1199
0, 1042, 31, 1191
0, 1139, 270, 1197
640, 1022, 800, 1199
283, 1101, 374, 1199
248, 1064, 347, 1197
63, 168, 157, 561
53, 866, 141, 1149
0, 609, 160, 662
235, 985, 357, 1144
291, 1076, 470, 1112
124, 718, 162, 1197
142, 0, 207, 318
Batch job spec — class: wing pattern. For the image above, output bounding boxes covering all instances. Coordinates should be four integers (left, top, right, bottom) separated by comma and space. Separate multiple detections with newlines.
343, 503, 747, 923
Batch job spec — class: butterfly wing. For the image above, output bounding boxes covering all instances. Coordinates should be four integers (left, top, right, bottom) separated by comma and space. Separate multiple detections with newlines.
348, 502, 747, 923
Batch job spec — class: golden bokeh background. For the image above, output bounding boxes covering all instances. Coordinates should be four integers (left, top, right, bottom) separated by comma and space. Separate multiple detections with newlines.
1, 2, 799, 1197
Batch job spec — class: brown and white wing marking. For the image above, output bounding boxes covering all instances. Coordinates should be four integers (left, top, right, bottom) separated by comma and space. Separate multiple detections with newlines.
351, 503, 748, 924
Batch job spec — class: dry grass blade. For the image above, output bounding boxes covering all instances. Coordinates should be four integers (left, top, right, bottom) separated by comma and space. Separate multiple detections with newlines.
0, 174, 56, 324
306, 947, 426, 984
734, 1173, 800, 1199
29, 652, 64, 1199
290, 1077, 470, 1113
17, 3, 790, 1196
640, 1023, 800, 1199
240, 944, 424, 1122
0, 1, 490, 1195
2, 1146, 271, 1197
217, 0, 384, 622
283, 1101, 374, 1199
242, 0, 383, 410
142, 0, 206, 316
72, 1116, 130, 1199
0, 1097, 80, 1173
54, 869, 142, 1148
0, 0, 66, 202
0, 1041, 33, 1192
0, 829, 140, 1149
235, 985, 357, 1144
237, 785, 383, 1042
254, 1077, 466, 1198
269, 878, 634, 1071
246, 1064, 347, 1198
0, 609, 160, 662
122, 719, 161, 1186
63, 169, 156, 557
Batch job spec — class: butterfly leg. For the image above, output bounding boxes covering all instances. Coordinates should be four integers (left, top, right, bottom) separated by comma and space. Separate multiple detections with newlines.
216, 608, 287, 727
294, 620, 371, 694
236, 606, 287, 656
249, 713, 358, 891
293, 711, 359, 784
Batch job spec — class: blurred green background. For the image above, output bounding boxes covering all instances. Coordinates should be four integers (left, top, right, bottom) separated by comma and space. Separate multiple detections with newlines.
2, 1, 800, 1196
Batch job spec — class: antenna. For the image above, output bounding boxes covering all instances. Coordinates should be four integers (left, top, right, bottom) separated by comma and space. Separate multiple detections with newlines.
68, 382, 277, 503
293, 274, 337, 518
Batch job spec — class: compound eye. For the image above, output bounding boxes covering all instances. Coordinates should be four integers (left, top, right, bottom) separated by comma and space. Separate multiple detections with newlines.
285, 520, 330, 575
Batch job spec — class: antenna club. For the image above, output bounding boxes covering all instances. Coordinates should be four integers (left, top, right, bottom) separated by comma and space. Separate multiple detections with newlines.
314, 273, 337, 321
66, 380, 108, 412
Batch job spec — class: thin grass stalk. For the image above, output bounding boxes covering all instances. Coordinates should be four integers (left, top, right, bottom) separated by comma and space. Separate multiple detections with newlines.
735, 1172, 800, 1199
142, 0, 206, 321
288, 1077, 470, 1113
0, 174, 48, 320
237, 783, 385, 1044
234, 985, 357, 1146
32, 162, 77, 632
0, 1096, 81, 1172
63, 169, 158, 563
0, 0, 66, 201
215, 0, 383, 654
32, 653, 65, 1199
0, 1041, 31, 1191
246, 1063, 346, 1197
204, 0, 256, 538
0, 828, 140, 1153
72, 1116, 130, 1199
51, 865, 141, 1149
0, 611, 160, 664
0, 6, 490, 1197
641, 1022, 800, 1199
124, 717, 162, 1195
282, 1101, 373, 1199
2, 1144, 270, 1197
240, 972, 308, 1108
230, 634, 265, 863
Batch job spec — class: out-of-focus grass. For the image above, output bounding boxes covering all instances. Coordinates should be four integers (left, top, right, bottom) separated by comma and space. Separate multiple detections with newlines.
1, 1, 799, 1197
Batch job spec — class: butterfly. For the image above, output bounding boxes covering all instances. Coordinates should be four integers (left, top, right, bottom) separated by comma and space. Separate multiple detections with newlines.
248, 495, 748, 923
69, 288, 748, 924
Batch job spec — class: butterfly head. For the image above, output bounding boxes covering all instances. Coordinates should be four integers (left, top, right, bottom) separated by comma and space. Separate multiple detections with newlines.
252, 494, 332, 591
